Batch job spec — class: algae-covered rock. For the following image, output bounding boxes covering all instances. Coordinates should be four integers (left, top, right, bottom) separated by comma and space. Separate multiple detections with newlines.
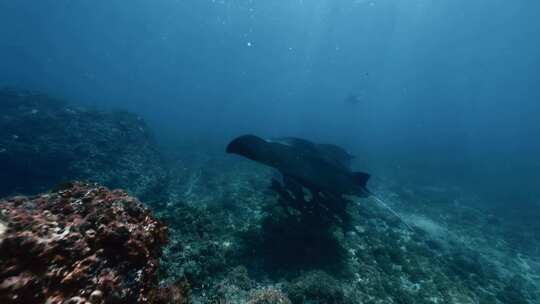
0, 182, 169, 304
285, 271, 352, 304
248, 287, 292, 304
0, 88, 167, 201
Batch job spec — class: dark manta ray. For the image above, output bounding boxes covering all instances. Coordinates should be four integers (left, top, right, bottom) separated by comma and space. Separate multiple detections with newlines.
226, 134, 414, 231
226, 134, 371, 197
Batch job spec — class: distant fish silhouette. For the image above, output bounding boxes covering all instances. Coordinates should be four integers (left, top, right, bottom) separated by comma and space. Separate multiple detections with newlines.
344, 93, 363, 105
226, 135, 370, 197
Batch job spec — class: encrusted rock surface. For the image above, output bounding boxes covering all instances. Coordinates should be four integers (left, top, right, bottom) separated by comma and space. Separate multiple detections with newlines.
0, 182, 169, 304
157, 157, 540, 304
0, 88, 167, 201
2, 87, 538, 304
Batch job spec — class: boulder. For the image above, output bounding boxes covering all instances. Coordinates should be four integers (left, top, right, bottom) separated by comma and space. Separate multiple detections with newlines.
0, 182, 169, 304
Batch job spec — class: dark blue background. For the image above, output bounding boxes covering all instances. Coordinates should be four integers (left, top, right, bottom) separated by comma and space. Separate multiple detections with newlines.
1, 0, 539, 206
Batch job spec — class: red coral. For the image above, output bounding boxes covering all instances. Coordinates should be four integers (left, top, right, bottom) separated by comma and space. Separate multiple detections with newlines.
0, 182, 169, 304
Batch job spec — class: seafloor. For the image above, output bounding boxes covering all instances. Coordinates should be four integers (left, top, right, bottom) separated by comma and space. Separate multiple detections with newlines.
1, 89, 539, 304
156, 151, 540, 304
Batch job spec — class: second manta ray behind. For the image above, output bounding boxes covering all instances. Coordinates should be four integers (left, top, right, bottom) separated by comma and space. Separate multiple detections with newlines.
226, 134, 371, 197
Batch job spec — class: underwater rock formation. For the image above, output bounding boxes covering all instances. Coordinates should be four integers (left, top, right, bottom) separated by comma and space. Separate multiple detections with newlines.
155, 159, 539, 304
247, 287, 292, 304
0, 88, 167, 201
0, 182, 170, 304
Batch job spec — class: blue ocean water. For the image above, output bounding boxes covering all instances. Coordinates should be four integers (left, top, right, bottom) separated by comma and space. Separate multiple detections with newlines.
1, 1, 539, 303
3, 0, 539, 214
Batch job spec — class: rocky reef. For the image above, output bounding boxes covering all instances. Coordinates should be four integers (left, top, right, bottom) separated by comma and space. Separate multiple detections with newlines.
0, 182, 173, 304
0, 88, 167, 201
156, 157, 540, 304
1, 88, 538, 304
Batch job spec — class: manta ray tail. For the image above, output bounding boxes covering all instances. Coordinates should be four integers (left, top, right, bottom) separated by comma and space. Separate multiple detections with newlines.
370, 194, 414, 231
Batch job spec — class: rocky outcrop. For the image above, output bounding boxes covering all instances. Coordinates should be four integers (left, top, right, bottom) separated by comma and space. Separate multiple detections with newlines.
0, 88, 167, 200
0, 182, 169, 304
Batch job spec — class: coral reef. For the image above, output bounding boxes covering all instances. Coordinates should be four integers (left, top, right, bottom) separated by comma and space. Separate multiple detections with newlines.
241, 200, 348, 276
156, 156, 539, 304
0, 88, 167, 201
285, 271, 352, 304
154, 279, 191, 304
247, 287, 292, 304
1, 87, 538, 303
0, 182, 170, 304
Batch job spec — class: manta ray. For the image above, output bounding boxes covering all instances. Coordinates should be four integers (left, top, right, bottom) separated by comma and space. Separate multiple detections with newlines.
226, 134, 413, 231
226, 134, 371, 197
